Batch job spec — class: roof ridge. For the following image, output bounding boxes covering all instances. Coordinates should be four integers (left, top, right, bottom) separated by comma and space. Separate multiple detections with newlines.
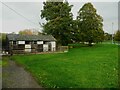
7, 34, 56, 41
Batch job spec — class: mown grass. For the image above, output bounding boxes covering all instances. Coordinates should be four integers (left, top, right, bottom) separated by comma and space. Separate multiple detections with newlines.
11, 44, 118, 88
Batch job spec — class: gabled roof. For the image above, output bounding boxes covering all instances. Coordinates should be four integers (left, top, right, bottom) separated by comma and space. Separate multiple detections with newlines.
7, 34, 56, 41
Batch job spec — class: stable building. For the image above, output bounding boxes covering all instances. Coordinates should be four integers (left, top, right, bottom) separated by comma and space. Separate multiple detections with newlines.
6, 34, 56, 54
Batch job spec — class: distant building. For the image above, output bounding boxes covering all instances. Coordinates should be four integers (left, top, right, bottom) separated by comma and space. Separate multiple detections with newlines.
6, 34, 56, 54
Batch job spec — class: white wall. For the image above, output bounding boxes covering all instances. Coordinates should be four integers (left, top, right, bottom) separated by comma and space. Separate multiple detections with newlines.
37, 41, 43, 44
51, 41, 56, 51
25, 49, 31, 52
43, 44, 48, 52
18, 41, 25, 44
25, 45, 31, 52
25, 45, 31, 48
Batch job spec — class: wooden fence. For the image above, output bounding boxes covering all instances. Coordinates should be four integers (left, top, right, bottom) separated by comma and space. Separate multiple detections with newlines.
7, 46, 69, 55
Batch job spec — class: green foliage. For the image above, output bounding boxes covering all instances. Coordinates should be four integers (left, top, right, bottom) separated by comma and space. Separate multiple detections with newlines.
12, 44, 118, 88
68, 43, 88, 48
41, 0, 74, 45
19, 29, 39, 35
41, 0, 72, 21
104, 33, 112, 41
70, 20, 82, 43
114, 30, 120, 41
41, 2, 105, 46
0, 33, 7, 49
77, 3, 104, 45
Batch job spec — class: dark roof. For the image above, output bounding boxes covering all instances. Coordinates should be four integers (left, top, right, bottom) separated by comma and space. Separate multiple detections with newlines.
7, 34, 56, 41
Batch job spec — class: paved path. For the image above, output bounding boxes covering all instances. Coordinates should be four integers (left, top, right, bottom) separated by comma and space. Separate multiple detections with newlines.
2, 59, 42, 88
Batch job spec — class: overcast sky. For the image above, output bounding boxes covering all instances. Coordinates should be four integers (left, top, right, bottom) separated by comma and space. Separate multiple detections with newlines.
0, 0, 119, 34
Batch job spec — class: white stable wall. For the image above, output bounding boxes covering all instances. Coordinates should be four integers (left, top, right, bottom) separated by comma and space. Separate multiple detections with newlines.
25, 44, 31, 52
43, 44, 48, 52
25, 45, 31, 48
25, 49, 31, 52
37, 41, 43, 44
51, 41, 56, 51
18, 41, 25, 44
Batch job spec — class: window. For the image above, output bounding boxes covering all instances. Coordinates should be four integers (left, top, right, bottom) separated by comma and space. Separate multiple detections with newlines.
34, 41, 37, 44
18, 45, 25, 50
25, 41, 30, 44
43, 41, 47, 44
13, 41, 16, 45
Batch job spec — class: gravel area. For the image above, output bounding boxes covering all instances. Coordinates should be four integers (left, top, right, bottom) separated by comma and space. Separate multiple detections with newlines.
2, 59, 42, 88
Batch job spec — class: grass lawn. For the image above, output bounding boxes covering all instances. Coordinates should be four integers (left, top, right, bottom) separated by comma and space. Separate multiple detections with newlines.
11, 44, 118, 88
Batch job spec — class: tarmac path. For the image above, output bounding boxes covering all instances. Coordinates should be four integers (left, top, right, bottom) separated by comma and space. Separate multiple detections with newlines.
2, 59, 42, 88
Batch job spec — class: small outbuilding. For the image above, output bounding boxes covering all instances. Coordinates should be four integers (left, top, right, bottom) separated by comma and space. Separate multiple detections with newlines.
6, 34, 56, 54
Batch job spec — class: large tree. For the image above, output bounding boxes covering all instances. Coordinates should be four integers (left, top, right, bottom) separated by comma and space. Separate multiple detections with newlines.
104, 32, 112, 41
0, 33, 7, 49
19, 29, 40, 35
77, 3, 104, 45
41, 0, 73, 45
114, 30, 120, 42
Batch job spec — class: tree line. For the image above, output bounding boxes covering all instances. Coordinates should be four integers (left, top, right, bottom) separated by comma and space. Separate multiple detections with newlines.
41, 0, 105, 46
1, 0, 120, 49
